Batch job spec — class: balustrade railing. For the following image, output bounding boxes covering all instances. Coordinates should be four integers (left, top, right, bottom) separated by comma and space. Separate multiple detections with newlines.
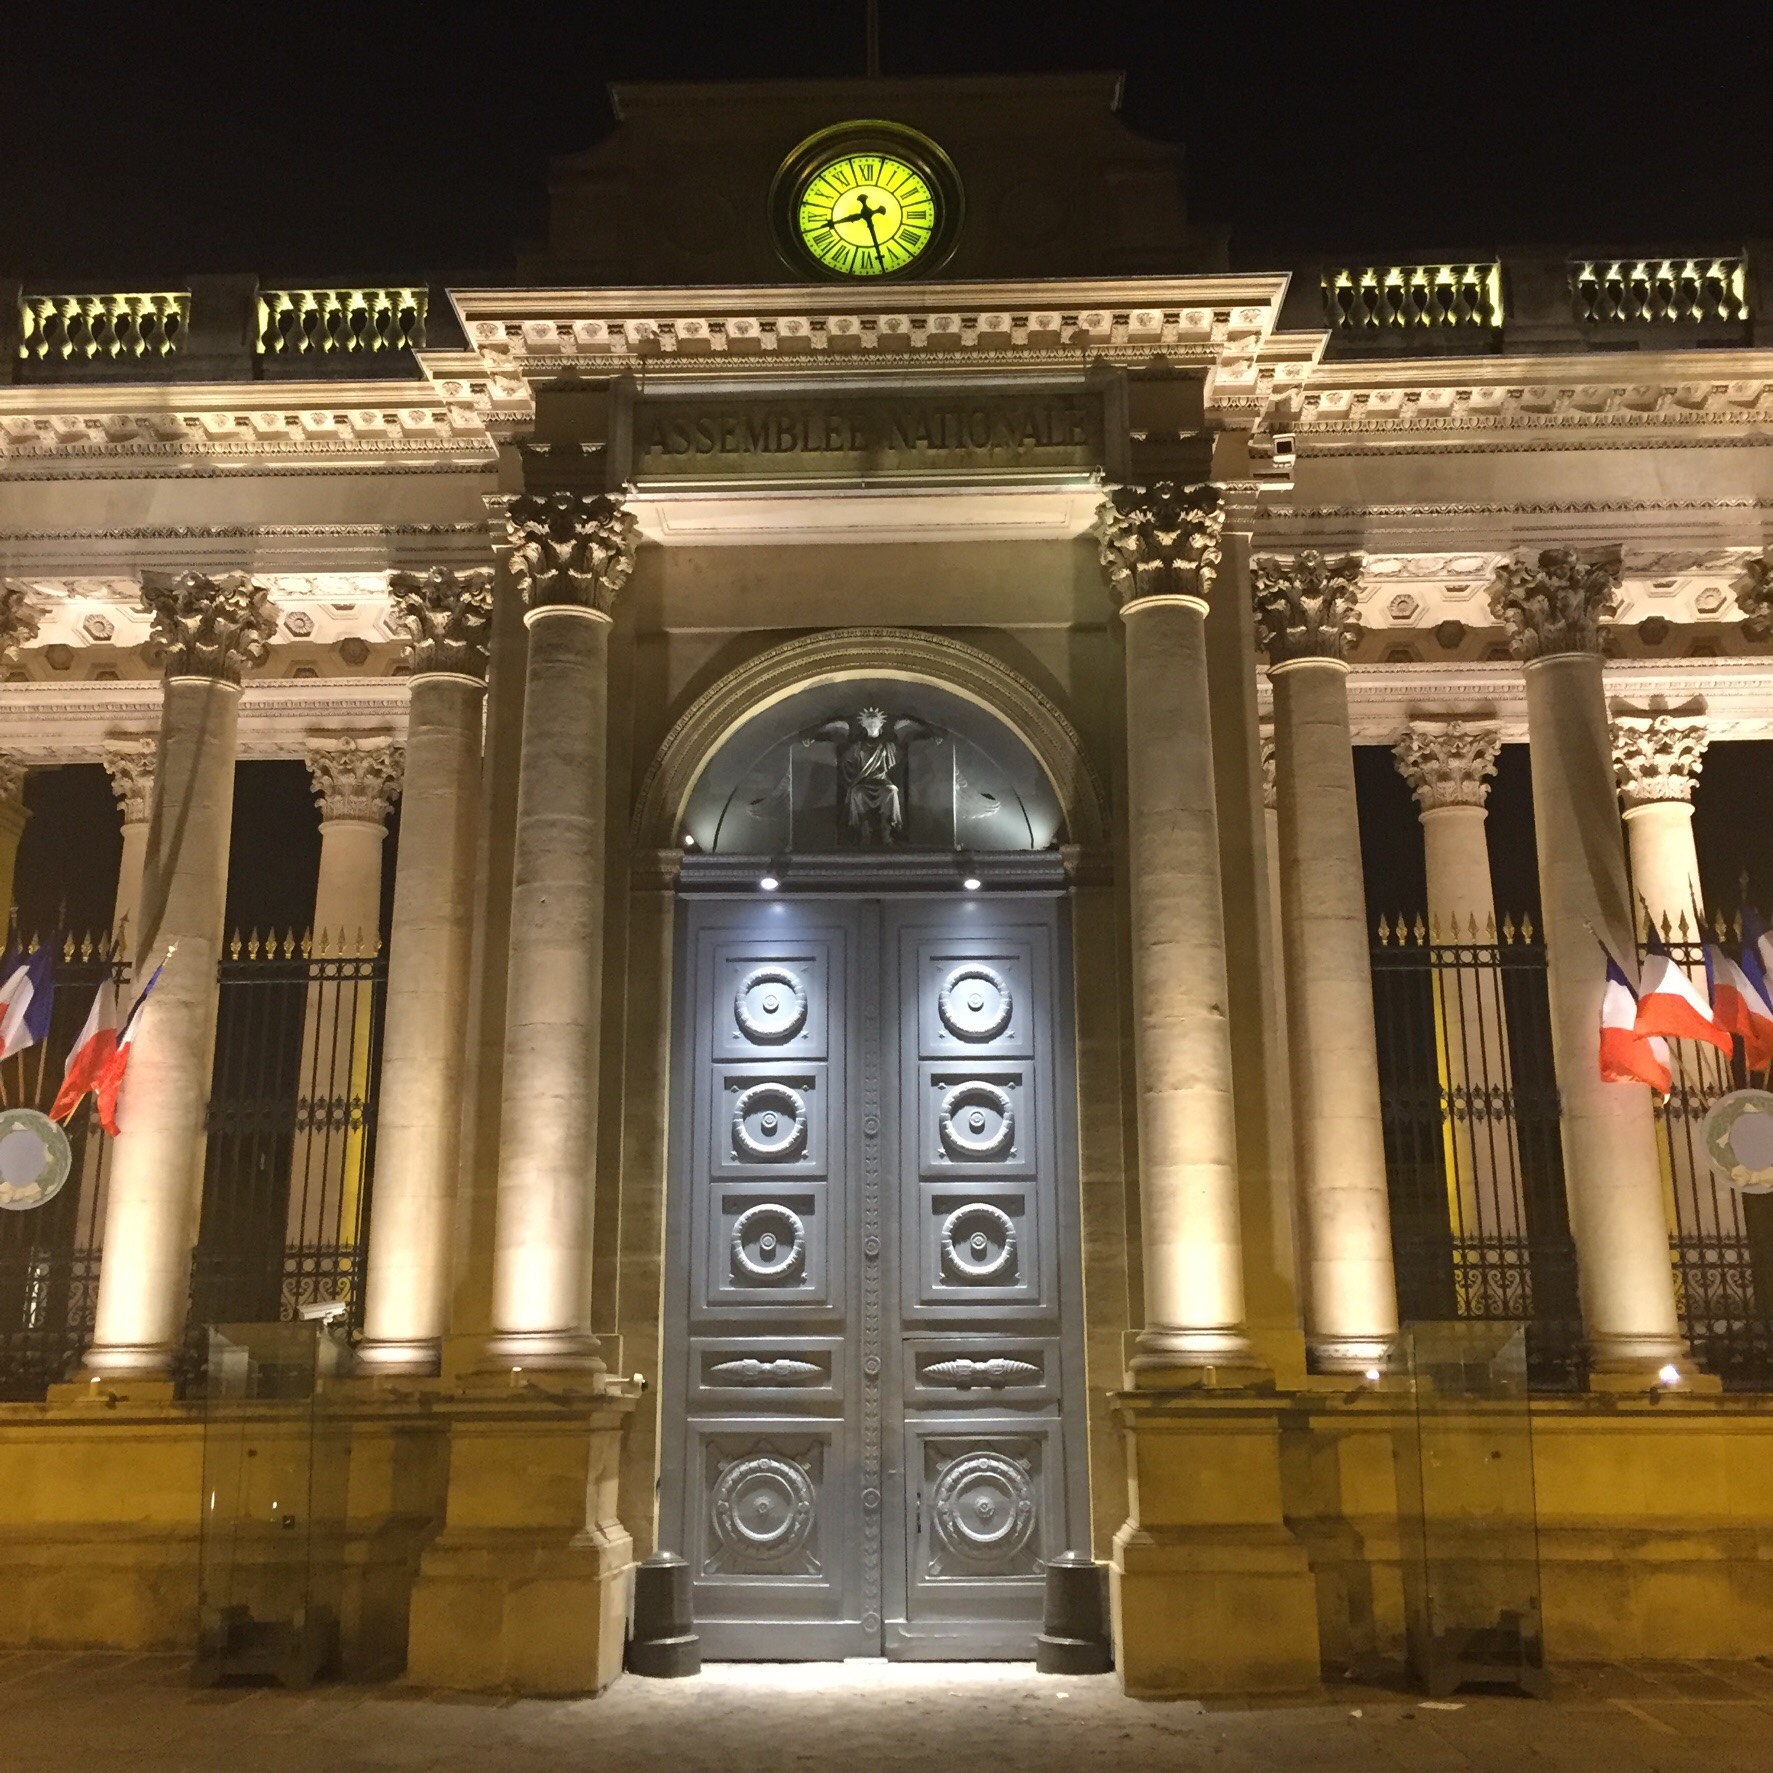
1322, 263, 1503, 335
255, 287, 427, 356
17, 292, 188, 361
1569, 256, 1748, 326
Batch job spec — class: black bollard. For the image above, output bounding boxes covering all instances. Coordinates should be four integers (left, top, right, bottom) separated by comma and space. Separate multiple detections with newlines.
626, 1551, 701, 1677
1035, 1551, 1112, 1674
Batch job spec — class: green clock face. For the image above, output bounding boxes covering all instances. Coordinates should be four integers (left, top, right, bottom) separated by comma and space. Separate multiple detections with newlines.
795, 153, 939, 277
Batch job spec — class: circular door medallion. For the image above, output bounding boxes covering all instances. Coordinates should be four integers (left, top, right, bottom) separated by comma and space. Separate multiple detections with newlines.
733, 966, 808, 1045
1704, 1088, 1773, 1193
711, 1455, 816, 1563
938, 964, 1013, 1044
0, 1109, 73, 1212
931, 1451, 1036, 1566
730, 1203, 807, 1283
731, 1082, 809, 1162
940, 1202, 1017, 1283
938, 1081, 1015, 1162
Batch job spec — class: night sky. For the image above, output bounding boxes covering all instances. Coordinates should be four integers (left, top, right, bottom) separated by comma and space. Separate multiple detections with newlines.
6, 4, 1773, 935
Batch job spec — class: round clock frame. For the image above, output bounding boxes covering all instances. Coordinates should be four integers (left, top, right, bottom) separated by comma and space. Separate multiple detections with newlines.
770, 121, 964, 281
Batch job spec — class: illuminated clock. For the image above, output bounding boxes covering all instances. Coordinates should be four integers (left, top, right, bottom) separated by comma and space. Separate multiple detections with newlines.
772, 123, 963, 280
796, 153, 938, 278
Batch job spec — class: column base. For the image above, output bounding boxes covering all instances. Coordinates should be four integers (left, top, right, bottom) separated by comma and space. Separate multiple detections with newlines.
481, 1329, 604, 1375
1111, 1390, 1321, 1697
353, 1338, 443, 1378
79, 1342, 180, 1381
1586, 1340, 1722, 1394
406, 1394, 635, 1695
1306, 1335, 1395, 1376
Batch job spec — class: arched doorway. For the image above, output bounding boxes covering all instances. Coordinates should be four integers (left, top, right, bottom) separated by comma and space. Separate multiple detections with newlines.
655, 645, 1093, 1660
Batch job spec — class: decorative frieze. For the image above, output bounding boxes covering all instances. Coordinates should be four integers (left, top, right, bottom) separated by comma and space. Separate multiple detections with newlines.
1093, 482, 1224, 609
0, 584, 42, 664
504, 492, 639, 616
1489, 547, 1623, 661
102, 737, 157, 825
1392, 720, 1500, 812
306, 736, 405, 826
387, 567, 495, 678
1250, 550, 1364, 663
1611, 714, 1710, 807
139, 571, 278, 683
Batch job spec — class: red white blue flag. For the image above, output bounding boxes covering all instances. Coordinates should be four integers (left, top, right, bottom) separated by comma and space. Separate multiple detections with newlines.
1600, 950, 1672, 1093
0, 946, 55, 1062
1708, 909, 1773, 1069
49, 975, 120, 1125
1633, 924, 1732, 1055
92, 958, 168, 1137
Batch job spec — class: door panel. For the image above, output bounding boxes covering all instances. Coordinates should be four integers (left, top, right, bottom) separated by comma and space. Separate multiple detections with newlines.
663, 891, 1084, 1661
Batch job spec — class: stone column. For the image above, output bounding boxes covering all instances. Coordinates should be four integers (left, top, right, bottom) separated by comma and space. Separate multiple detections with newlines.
1259, 725, 1288, 1059
1612, 715, 1709, 934
102, 737, 157, 949
1491, 548, 1691, 1380
86, 572, 275, 1378
1611, 714, 1724, 1238
358, 567, 494, 1374
1393, 721, 1521, 1249
1095, 482, 1257, 1374
1253, 551, 1398, 1370
285, 736, 402, 1257
0, 587, 40, 929
485, 493, 637, 1371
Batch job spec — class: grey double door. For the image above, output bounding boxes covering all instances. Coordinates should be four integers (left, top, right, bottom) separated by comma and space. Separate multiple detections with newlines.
662, 889, 1087, 1659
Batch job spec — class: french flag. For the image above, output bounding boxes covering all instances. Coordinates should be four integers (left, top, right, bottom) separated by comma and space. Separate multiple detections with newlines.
48, 975, 120, 1125
1707, 913, 1773, 1069
1600, 951, 1672, 1093
1634, 923, 1732, 1055
92, 959, 167, 1137
0, 946, 55, 1062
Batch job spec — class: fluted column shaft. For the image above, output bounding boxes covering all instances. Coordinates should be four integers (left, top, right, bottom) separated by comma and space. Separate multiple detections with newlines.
88, 573, 275, 1376
1495, 549, 1689, 1378
287, 738, 401, 1257
1097, 483, 1254, 1373
1255, 552, 1397, 1369
487, 493, 636, 1370
359, 569, 493, 1373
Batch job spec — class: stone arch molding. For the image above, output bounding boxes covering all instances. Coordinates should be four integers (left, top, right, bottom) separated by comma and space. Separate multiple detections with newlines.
632, 628, 1107, 853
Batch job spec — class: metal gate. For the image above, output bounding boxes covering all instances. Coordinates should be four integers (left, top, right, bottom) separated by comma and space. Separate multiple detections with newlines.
661, 880, 1088, 1659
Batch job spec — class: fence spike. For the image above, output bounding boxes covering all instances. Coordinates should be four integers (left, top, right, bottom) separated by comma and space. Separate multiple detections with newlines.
1411, 913, 1426, 945
228, 930, 242, 960
61, 931, 76, 962
353, 925, 367, 957
1521, 913, 1535, 942
1483, 911, 1496, 941
1731, 908, 1743, 942
1377, 912, 1390, 945
248, 928, 261, 960
1674, 907, 1690, 941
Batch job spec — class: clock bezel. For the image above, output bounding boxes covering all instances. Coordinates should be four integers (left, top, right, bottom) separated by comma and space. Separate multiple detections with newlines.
770, 121, 964, 282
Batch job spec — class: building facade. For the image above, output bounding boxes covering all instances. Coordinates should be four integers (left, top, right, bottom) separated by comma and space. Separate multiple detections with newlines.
1, 76, 1771, 1695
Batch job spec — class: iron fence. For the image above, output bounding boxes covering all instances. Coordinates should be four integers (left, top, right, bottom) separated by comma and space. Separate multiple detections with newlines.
1372, 919, 1773, 1391
0, 937, 122, 1398
1371, 916, 1585, 1387
190, 931, 387, 1333
0, 932, 386, 1398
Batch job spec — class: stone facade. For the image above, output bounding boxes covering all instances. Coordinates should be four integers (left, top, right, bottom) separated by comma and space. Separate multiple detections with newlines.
1, 72, 1771, 1705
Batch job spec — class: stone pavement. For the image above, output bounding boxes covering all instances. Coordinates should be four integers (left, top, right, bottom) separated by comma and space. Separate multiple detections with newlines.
4, 1652, 1772, 1773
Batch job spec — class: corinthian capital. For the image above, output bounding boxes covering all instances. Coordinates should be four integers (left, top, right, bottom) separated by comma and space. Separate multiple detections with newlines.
307, 736, 405, 826
1250, 550, 1364, 664
505, 491, 639, 616
1612, 714, 1709, 808
1489, 546, 1622, 661
140, 571, 277, 683
388, 567, 495, 678
1393, 720, 1500, 812
1093, 481, 1224, 609
102, 736, 157, 825
1738, 555, 1773, 642
0, 584, 42, 666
